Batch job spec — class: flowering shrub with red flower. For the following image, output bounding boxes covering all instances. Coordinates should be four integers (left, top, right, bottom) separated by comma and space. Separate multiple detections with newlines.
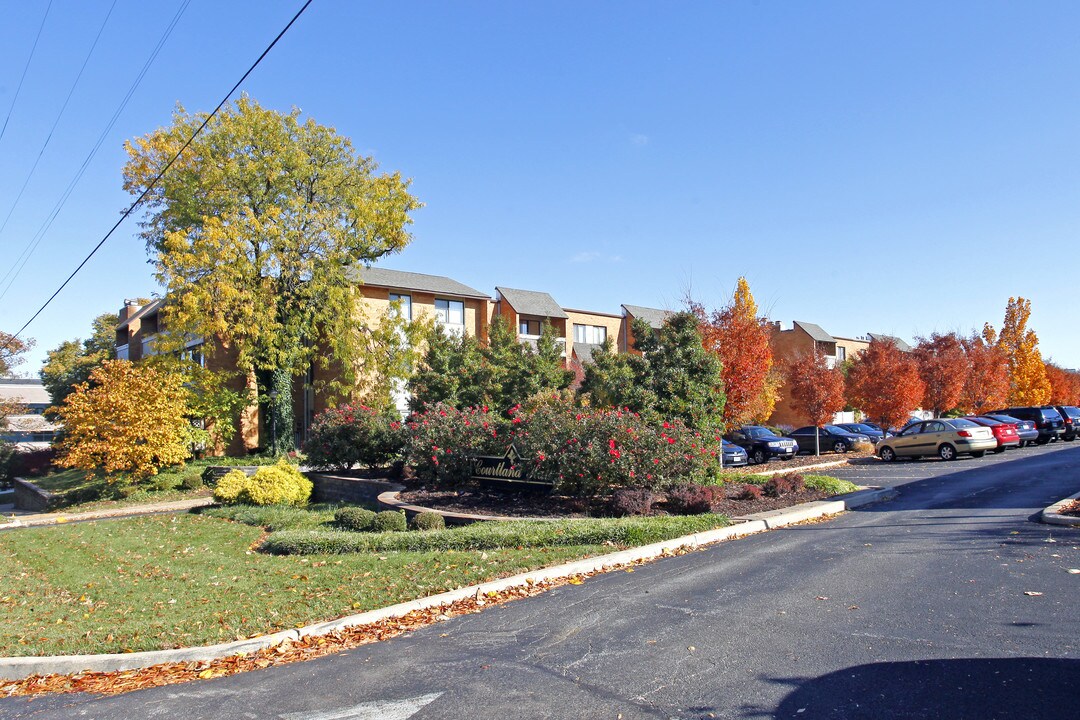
516, 402, 722, 498
400, 402, 517, 485
302, 404, 403, 472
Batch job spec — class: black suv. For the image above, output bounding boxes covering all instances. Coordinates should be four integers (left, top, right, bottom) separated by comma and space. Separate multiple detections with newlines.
1053, 405, 1080, 441
724, 426, 799, 465
989, 407, 1065, 444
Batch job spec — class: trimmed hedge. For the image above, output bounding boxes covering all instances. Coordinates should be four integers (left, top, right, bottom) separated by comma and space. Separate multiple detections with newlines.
410, 511, 446, 531
334, 507, 377, 531
201, 504, 334, 531
373, 510, 407, 533
261, 514, 731, 555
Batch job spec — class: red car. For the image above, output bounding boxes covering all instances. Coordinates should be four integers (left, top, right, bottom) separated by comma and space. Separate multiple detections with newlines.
966, 416, 1021, 452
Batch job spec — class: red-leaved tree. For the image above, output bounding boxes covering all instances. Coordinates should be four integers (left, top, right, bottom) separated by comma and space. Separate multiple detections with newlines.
958, 325, 1009, 414
912, 332, 968, 417
1046, 363, 1080, 405
693, 277, 776, 426
847, 337, 925, 432
784, 350, 845, 455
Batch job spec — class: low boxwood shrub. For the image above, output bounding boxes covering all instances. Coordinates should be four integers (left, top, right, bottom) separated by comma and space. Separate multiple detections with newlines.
335, 506, 377, 531
261, 514, 732, 555
803, 475, 859, 495
303, 404, 403, 472
610, 488, 654, 517
180, 471, 204, 490
212, 460, 312, 506
373, 510, 407, 532
410, 511, 446, 531
665, 484, 713, 515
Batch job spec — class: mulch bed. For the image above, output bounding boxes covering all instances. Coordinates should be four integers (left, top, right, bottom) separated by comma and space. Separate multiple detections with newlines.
1059, 499, 1080, 517
398, 483, 834, 519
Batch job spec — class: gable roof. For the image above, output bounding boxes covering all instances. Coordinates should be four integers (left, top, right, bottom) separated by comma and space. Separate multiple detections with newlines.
352, 267, 489, 300
496, 287, 569, 319
868, 332, 913, 353
794, 321, 836, 343
0, 379, 51, 406
622, 304, 673, 329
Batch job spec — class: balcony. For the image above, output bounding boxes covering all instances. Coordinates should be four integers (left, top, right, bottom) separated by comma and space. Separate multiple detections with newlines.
519, 334, 567, 357
116, 344, 129, 361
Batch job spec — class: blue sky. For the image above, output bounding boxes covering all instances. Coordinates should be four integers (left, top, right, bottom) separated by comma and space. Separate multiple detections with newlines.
1, 1, 1078, 373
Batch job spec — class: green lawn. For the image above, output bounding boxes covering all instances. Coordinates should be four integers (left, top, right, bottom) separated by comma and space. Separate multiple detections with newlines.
0, 511, 725, 657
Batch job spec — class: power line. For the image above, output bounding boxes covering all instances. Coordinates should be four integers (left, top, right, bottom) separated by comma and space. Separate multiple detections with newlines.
0, 0, 53, 145
0, 0, 192, 302
5, 0, 316, 349
0, 0, 118, 241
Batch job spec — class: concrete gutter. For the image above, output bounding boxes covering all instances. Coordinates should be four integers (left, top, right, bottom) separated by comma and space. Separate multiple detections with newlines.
0, 485, 896, 681
1041, 491, 1080, 527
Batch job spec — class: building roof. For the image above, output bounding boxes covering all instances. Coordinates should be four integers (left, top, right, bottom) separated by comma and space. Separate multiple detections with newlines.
116, 297, 165, 330
868, 333, 913, 353
0, 379, 51, 407
496, 287, 569, 319
3, 414, 58, 433
622, 304, 673, 329
572, 342, 606, 365
352, 267, 489, 300
794, 321, 836, 343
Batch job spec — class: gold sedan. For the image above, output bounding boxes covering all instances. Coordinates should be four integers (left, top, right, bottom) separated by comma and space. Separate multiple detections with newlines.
876, 418, 997, 461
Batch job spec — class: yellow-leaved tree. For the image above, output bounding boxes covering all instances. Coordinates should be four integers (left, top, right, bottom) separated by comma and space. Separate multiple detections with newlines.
996, 297, 1051, 405
57, 360, 194, 481
122, 96, 421, 453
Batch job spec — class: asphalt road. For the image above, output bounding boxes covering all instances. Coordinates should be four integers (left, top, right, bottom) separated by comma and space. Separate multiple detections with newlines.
4, 444, 1079, 720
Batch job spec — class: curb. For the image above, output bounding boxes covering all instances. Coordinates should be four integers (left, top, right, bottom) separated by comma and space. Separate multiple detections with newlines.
1041, 491, 1080, 527
0, 498, 215, 531
749, 459, 850, 477
0, 485, 896, 681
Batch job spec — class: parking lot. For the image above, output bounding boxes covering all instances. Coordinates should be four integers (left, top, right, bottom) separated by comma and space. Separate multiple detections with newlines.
826, 438, 1080, 491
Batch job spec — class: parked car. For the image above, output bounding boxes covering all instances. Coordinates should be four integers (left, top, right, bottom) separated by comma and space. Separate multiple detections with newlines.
787, 425, 871, 454
965, 416, 1021, 452
875, 417, 997, 461
982, 413, 1039, 447
836, 422, 889, 441
1053, 405, 1080, 441
988, 407, 1065, 444
721, 439, 749, 467
724, 426, 799, 465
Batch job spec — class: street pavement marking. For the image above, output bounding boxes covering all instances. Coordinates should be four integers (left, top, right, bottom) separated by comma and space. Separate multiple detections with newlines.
280, 693, 443, 720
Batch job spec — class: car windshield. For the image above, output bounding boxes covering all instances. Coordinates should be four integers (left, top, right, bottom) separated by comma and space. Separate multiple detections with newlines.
1041, 408, 1064, 421
823, 425, 849, 434
974, 417, 1001, 426
947, 418, 980, 429
746, 427, 777, 439
852, 424, 876, 432
1062, 406, 1080, 419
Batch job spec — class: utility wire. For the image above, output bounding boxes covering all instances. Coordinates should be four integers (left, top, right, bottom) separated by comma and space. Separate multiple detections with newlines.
0, 0, 53, 145
0, 0, 191, 301
5, 0, 315, 349
0, 0, 118, 241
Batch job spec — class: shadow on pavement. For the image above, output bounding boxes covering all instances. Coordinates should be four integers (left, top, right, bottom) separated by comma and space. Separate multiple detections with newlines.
760, 656, 1080, 719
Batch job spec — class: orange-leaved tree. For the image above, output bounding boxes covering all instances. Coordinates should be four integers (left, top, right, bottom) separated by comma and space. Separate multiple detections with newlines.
847, 337, 925, 432
1045, 363, 1080, 405
57, 360, 194, 481
912, 332, 968, 417
694, 277, 775, 425
783, 350, 845, 455
996, 297, 1051, 405
958, 325, 1009, 414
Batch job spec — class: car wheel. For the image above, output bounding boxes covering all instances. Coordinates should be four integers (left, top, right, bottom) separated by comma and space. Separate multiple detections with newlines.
1016, 440, 1025, 448
779, 456, 793, 462
971, 450, 986, 458
832, 441, 847, 454
879, 446, 896, 462
993, 447, 1006, 454
1065, 435, 1076, 442
938, 443, 957, 461
1036, 437, 1049, 445
752, 449, 767, 465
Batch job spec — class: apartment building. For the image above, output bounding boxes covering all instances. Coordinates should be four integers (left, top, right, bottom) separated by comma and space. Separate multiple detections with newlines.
768, 320, 912, 428
114, 268, 671, 453
0, 378, 58, 450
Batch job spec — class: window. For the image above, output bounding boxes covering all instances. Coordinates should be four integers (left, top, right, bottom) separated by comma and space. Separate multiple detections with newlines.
573, 324, 607, 344
836, 346, 846, 361
435, 299, 465, 335
388, 293, 412, 320
519, 319, 541, 336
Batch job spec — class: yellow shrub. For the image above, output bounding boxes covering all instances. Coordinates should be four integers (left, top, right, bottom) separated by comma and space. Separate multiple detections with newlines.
212, 469, 251, 504
212, 461, 311, 506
